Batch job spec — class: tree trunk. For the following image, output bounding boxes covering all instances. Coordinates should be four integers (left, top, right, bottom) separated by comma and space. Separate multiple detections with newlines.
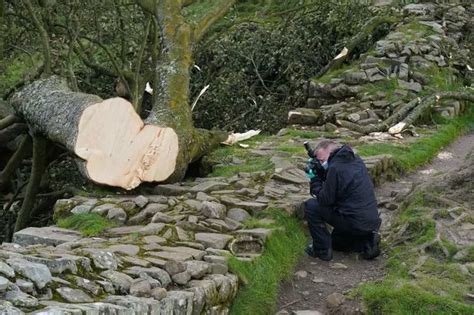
11, 76, 180, 190
143, 0, 229, 182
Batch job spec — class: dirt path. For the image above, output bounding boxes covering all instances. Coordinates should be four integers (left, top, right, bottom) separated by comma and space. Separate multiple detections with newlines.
275, 132, 474, 315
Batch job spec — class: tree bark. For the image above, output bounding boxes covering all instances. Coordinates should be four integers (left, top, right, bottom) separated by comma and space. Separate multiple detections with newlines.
11, 76, 180, 190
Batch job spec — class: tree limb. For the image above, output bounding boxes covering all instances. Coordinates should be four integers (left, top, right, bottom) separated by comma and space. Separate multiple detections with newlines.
23, 0, 52, 75
0, 135, 31, 191
193, 0, 236, 43
0, 114, 20, 130
14, 135, 47, 232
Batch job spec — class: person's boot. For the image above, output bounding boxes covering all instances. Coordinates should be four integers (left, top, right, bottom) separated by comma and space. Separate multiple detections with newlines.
362, 232, 381, 260
305, 243, 333, 261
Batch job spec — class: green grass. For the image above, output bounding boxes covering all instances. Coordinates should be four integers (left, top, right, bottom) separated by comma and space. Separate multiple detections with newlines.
355, 108, 474, 171
357, 195, 474, 314
57, 213, 115, 237
283, 128, 321, 138
229, 208, 307, 315
209, 156, 273, 177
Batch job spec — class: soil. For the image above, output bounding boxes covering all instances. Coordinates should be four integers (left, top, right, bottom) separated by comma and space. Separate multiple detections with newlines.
275, 132, 474, 315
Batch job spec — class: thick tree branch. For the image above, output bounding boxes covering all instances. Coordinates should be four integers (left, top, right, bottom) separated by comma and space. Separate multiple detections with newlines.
0, 114, 20, 130
23, 0, 52, 75
0, 135, 31, 191
193, 0, 236, 43
14, 135, 47, 232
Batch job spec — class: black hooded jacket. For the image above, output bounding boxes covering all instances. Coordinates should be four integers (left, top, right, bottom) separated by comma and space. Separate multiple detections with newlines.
310, 145, 380, 232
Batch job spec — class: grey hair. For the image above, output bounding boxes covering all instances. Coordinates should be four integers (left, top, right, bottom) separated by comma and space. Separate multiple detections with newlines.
315, 139, 336, 152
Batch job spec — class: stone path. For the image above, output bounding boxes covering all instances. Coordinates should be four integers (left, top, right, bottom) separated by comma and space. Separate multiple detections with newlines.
0, 135, 395, 314
275, 132, 474, 315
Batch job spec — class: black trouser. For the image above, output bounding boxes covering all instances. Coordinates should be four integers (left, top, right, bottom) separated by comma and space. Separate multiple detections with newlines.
304, 198, 378, 252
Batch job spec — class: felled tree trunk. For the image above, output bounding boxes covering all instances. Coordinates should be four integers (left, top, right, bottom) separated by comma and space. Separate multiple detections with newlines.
11, 76, 179, 190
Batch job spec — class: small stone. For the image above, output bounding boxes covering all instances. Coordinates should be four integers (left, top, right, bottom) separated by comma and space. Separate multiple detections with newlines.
172, 271, 192, 285
164, 260, 186, 276
0, 261, 15, 278
134, 195, 149, 208
200, 201, 227, 219
107, 207, 127, 224
151, 212, 176, 224
151, 287, 167, 300
4, 290, 38, 308
226, 208, 250, 222
294, 311, 323, 315
83, 249, 118, 270
106, 244, 140, 256
91, 203, 116, 215
130, 279, 152, 297
210, 263, 228, 275
330, 263, 348, 270
195, 233, 234, 250
73, 276, 102, 295
100, 270, 133, 294
16, 279, 35, 294
326, 292, 345, 308
325, 122, 338, 132
71, 204, 92, 214
0, 276, 10, 291
7, 258, 51, 289
398, 79, 422, 93
56, 287, 93, 303
295, 270, 308, 279
185, 261, 210, 279
312, 277, 325, 283
124, 266, 171, 288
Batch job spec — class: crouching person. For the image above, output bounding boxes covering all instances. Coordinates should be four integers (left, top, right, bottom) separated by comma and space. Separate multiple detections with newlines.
304, 140, 381, 261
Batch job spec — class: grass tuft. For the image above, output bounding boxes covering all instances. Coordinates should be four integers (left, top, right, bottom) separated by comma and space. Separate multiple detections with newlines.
57, 213, 115, 236
228, 208, 307, 315
355, 108, 474, 172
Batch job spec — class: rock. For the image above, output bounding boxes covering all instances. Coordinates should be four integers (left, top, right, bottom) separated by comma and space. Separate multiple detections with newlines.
73, 276, 102, 295
172, 270, 192, 285
325, 122, 338, 132
234, 228, 274, 241
139, 223, 166, 236
106, 244, 140, 256
159, 246, 206, 260
312, 277, 325, 283
130, 279, 152, 297
121, 256, 151, 268
398, 79, 422, 93
0, 276, 10, 291
347, 113, 361, 122
56, 287, 93, 303
83, 249, 118, 270
294, 270, 308, 279
16, 279, 34, 293
190, 181, 229, 193
100, 270, 133, 294
330, 263, 348, 270
164, 260, 186, 276
453, 248, 468, 261
293, 311, 323, 315
288, 108, 322, 125
154, 184, 191, 196
151, 212, 176, 224
272, 168, 307, 185
204, 255, 227, 265
220, 196, 267, 213
7, 258, 51, 289
200, 201, 227, 219
185, 261, 211, 279
24, 254, 87, 274
151, 287, 167, 300
226, 208, 251, 222
143, 235, 167, 244
344, 71, 368, 85
4, 290, 38, 308
275, 311, 289, 315
403, 3, 435, 16
92, 203, 116, 215
195, 233, 234, 250
97, 280, 116, 294
330, 84, 358, 98
71, 204, 93, 215
107, 207, 127, 224
134, 195, 149, 208
0, 261, 15, 278
12, 226, 82, 246
128, 203, 168, 224
0, 301, 22, 314
124, 266, 171, 288
148, 251, 194, 262
326, 292, 345, 308
210, 263, 228, 275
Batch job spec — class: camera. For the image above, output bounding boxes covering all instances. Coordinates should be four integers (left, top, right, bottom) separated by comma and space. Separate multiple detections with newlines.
303, 141, 325, 180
